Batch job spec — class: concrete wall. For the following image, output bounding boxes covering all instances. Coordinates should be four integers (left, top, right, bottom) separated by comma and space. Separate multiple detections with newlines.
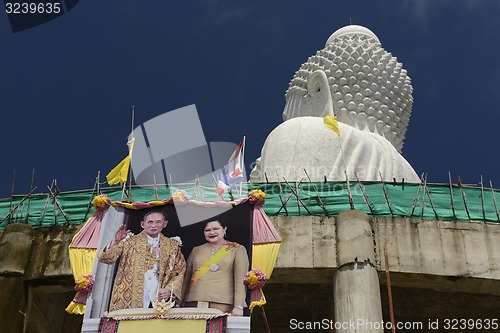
2, 214, 500, 332
270, 216, 500, 283
250, 216, 500, 332
374, 218, 500, 282
274, 216, 337, 269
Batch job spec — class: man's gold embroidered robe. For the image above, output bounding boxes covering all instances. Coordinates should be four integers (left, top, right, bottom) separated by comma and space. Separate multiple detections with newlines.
98, 231, 186, 311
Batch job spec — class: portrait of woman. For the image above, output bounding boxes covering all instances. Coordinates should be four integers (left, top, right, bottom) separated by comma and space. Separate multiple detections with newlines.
181, 219, 249, 316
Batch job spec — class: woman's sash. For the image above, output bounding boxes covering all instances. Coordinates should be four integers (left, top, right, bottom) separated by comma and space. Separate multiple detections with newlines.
189, 244, 238, 290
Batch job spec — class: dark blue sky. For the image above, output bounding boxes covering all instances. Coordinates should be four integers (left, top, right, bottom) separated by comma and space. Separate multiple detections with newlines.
1, 1, 500, 199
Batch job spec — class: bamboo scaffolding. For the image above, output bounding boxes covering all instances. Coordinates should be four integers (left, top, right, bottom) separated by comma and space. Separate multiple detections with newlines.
274, 172, 288, 216
423, 176, 439, 220
294, 172, 300, 215
83, 171, 100, 221
196, 175, 204, 202
24, 168, 36, 223
304, 168, 328, 216
457, 177, 471, 221
47, 184, 70, 224
490, 181, 500, 222
378, 171, 394, 217
212, 174, 223, 201
355, 172, 375, 216
15, 185, 25, 222
345, 171, 354, 210
153, 174, 159, 200
283, 178, 311, 215
420, 174, 428, 219
410, 173, 425, 217
9, 169, 15, 224
17, 197, 25, 222
448, 172, 456, 220
39, 190, 51, 224
0, 186, 38, 224
121, 182, 128, 202
480, 175, 486, 221
239, 135, 246, 198
275, 178, 299, 216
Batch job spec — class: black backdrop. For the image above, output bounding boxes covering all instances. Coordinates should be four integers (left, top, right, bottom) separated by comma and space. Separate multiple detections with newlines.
119, 201, 254, 311
122, 201, 253, 261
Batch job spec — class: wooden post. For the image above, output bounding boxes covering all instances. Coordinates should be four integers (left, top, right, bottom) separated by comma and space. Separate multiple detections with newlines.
153, 173, 159, 200
9, 168, 15, 223
420, 174, 428, 218
239, 135, 246, 198
24, 167, 36, 223
480, 175, 486, 221
355, 172, 375, 216
410, 173, 425, 217
260, 306, 272, 333
424, 179, 439, 220
448, 172, 456, 220
379, 171, 394, 216
83, 171, 100, 221
490, 181, 500, 222
345, 171, 354, 210
457, 177, 471, 221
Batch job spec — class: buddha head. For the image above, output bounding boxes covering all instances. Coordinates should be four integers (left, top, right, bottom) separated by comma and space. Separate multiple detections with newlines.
282, 25, 413, 153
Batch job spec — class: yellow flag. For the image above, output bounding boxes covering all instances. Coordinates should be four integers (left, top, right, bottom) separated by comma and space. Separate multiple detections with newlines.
106, 137, 135, 186
324, 116, 340, 136
106, 155, 131, 185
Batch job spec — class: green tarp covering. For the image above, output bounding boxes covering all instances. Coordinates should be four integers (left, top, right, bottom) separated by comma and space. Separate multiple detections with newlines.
1, 182, 499, 230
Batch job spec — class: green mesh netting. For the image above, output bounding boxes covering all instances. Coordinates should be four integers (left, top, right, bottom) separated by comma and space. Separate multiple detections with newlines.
1, 182, 499, 229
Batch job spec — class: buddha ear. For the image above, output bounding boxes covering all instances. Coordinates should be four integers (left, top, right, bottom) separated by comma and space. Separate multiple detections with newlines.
307, 70, 335, 118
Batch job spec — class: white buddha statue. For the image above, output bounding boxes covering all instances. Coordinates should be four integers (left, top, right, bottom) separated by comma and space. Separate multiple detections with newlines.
250, 25, 420, 183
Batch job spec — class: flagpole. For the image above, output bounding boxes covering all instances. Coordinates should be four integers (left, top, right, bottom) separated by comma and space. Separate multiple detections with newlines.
213, 174, 223, 201
337, 134, 348, 179
239, 135, 246, 197
324, 116, 347, 180
128, 105, 135, 202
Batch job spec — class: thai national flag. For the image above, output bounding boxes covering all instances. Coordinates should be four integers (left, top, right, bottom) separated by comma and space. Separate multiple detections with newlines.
216, 139, 245, 195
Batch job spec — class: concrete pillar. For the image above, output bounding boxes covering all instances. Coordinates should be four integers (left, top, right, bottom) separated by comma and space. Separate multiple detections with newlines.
333, 210, 383, 332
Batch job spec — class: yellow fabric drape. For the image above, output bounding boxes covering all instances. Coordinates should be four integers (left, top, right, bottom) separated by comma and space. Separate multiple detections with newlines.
68, 248, 96, 278
249, 242, 281, 312
251, 243, 281, 278
249, 289, 267, 313
65, 247, 97, 314
65, 212, 101, 315
65, 300, 86, 315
